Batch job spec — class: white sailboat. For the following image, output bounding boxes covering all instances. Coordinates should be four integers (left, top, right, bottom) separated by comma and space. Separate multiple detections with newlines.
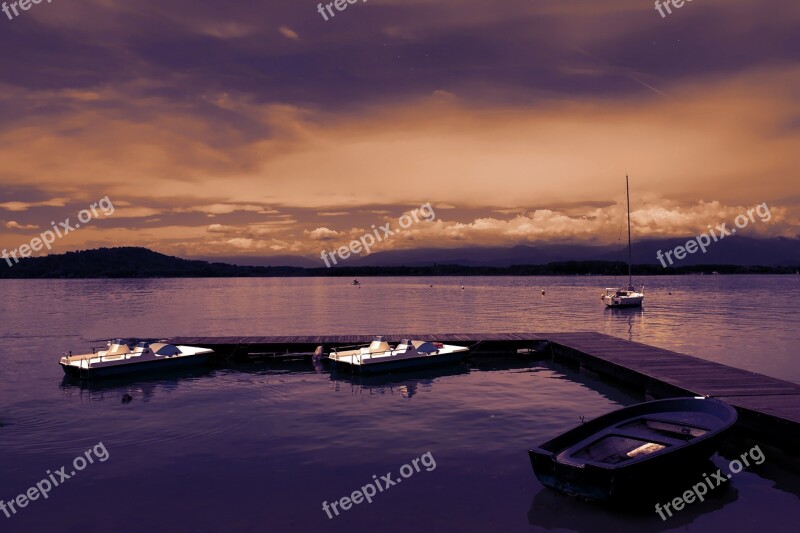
602, 175, 644, 308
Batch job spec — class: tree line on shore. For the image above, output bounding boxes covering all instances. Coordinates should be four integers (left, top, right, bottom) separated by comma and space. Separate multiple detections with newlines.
1, 247, 797, 278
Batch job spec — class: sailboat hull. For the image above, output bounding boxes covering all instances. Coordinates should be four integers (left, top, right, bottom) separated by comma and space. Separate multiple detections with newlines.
603, 295, 644, 308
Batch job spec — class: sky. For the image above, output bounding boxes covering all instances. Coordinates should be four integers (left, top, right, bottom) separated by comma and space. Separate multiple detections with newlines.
0, 0, 798, 261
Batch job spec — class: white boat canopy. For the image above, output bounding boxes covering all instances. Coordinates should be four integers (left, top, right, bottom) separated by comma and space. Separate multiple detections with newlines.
150, 343, 182, 356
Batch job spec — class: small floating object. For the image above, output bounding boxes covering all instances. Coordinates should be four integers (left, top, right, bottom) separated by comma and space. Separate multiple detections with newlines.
351, 279, 360, 285
528, 397, 737, 502
121, 393, 133, 404
461, 286, 465, 290
59, 339, 214, 379
541, 290, 546, 295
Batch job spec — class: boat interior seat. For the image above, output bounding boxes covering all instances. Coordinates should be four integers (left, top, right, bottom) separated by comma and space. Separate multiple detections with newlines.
368, 342, 392, 353
556, 412, 715, 467
558, 423, 701, 467
105, 343, 132, 356
621, 415, 712, 434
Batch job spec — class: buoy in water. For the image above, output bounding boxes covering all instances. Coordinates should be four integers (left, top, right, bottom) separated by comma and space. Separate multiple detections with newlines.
541, 290, 545, 295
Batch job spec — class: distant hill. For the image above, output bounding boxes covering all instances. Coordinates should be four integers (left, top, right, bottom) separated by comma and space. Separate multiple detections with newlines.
342, 237, 800, 268
0, 245, 797, 278
347, 245, 581, 267
0, 247, 306, 278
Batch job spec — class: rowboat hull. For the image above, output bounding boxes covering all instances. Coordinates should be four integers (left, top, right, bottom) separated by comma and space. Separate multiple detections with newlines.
602, 295, 644, 308
529, 398, 738, 502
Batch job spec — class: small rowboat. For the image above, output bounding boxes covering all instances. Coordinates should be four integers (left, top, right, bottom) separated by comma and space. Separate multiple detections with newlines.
529, 397, 738, 502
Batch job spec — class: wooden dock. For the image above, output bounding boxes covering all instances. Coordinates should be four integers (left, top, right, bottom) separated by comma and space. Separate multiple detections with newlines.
167, 332, 546, 356
165, 331, 800, 448
543, 332, 800, 449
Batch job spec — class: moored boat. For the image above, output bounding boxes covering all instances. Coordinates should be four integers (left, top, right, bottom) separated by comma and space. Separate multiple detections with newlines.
327, 336, 393, 362
602, 287, 644, 308
60, 339, 214, 379
528, 397, 738, 502
602, 175, 644, 308
327, 337, 468, 374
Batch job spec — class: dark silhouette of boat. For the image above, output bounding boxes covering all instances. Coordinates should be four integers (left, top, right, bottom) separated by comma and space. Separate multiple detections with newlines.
529, 397, 738, 502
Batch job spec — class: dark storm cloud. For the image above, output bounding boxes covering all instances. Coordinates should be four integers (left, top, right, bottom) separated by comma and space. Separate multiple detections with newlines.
2, 0, 797, 112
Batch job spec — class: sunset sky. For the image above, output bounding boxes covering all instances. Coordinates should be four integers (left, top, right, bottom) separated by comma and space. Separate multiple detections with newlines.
1, 0, 798, 261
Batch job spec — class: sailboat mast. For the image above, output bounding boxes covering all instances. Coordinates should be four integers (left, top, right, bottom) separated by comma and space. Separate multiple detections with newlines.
626, 174, 632, 289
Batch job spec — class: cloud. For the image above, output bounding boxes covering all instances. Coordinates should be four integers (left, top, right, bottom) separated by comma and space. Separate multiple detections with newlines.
375, 202, 798, 249
111, 207, 162, 219
278, 26, 299, 41
180, 204, 280, 216
0, 198, 69, 211
305, 227, 341, 241
207, 224, 236, 234
207, 219, 296, 236
4, 221, 39, 230
226, 238, 254, 249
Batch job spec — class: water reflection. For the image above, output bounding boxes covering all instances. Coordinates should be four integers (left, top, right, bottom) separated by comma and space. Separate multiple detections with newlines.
59, 367, 213, 402
718, 439, 800, 499
527, 461, 739, 532
604, 306, 645, 341
328, 364, 470, 398
536, 359, 644, 408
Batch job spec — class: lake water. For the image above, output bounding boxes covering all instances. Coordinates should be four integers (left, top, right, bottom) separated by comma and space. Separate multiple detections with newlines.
1, 276, 799, 532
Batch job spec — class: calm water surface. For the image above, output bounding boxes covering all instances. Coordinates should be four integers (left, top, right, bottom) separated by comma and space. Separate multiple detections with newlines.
1, 276, 799, 532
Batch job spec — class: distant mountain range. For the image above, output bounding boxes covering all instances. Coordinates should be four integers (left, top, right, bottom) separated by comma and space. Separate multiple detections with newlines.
0, 241, 797, 278
196, 237, 800, 268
